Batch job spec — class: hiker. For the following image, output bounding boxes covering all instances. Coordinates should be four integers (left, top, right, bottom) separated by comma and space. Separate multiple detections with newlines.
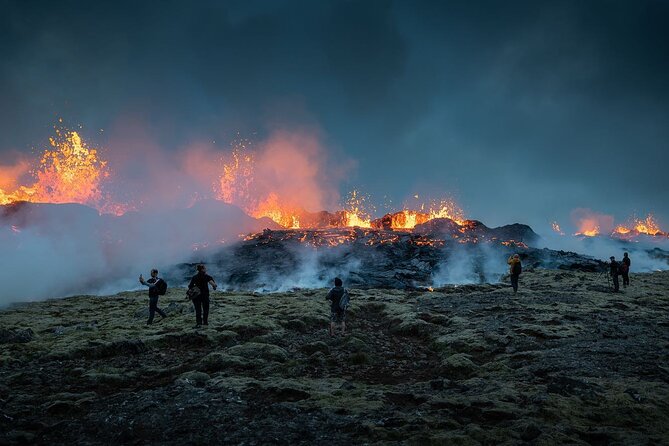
325, 277, 349, 336
609, 256, 620, 292
621, 252, 631, 287
139, 269, 167, 325
507, 254, 522, 293
187, 264, 217, 328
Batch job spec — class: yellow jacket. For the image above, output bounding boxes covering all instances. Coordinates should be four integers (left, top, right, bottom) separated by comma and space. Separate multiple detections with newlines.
507, 256, 521, 274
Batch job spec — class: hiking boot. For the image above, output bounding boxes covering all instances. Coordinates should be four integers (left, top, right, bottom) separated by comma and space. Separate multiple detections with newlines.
193, 324, 202, 329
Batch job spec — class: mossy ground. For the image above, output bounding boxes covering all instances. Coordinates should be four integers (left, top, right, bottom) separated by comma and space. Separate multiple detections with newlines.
1, 270, 669, 445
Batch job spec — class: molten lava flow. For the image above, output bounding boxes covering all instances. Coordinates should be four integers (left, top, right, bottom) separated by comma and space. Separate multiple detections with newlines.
577, 226, 600, 237
0, 128, 128, 214
613, 214, 666, 237
632, 214, 663, 235
571, 209, 614, 237
574, 217, 602, 236
218, 140, 255, 205
427, 200, 465, 226
343, 190, 372, 228
215, 136, 328, 229
614, 225, 631, 235
551, 221, 565, 235
33, 130, 108, 204
251, 193, 301, 229
212, 137, 471, 230
377, 199, 466, 230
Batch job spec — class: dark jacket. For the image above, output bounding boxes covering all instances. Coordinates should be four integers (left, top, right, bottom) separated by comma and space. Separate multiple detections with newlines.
610, 260, 619, 276
326, 286, 346, 312
147, 277, 164, 298
622, 256, 631, 267
189, 272, 213, 298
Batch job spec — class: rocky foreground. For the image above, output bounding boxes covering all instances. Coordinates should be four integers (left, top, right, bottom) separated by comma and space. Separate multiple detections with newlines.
1, 270, 669, 445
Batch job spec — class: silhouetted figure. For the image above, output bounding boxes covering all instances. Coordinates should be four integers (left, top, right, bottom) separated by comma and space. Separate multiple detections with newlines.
139, 268, 167, 324
188, 264, 217, 328
621, 252, 631, 287
507, 254, 522, 293
609, 256, 620, 292
325, 277, 349, 336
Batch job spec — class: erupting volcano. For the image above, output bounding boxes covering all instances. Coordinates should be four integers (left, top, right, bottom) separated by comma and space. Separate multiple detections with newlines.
1, 127, 667, 249
566, 209, 669, 240
0, 127, 113, 210
1, 125, 667, 297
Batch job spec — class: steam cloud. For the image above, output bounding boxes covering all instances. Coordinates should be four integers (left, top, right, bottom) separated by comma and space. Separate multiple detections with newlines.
0, 127, 342, 305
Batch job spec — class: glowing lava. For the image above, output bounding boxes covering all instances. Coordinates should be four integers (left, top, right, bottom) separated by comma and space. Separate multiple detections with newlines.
343, 190, 372, 228
613, 214, 667, 237
0, 127, 127, 215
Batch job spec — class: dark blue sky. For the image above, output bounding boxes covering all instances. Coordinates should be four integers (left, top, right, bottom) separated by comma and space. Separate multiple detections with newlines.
1, 0, 668, 230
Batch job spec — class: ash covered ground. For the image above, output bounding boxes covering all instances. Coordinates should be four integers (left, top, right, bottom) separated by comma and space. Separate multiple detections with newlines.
1, 269, 669, 445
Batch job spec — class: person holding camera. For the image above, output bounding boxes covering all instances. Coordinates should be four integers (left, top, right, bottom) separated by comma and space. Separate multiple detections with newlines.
609, 256, 620, 292
139, 268, 167, 325
187, 264, 217, 328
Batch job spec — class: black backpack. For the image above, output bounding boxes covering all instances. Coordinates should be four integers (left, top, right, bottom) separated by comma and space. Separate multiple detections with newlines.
339, 289, 350, 310
512, 263, 522, 275
156, 279, 168, 296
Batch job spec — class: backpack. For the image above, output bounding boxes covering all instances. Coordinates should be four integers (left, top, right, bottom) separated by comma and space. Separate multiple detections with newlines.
186, 285, 201, 300
619, 263, 629, 274
339, 289, 350, 311
512, 262, 522, 275
156, 279, 168, 296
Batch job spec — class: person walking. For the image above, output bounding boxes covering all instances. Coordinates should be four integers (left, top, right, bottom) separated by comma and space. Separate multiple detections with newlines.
139, 269, 167, 325
188, 264, 217, 328
325, 277, 349, 337
621, 252, 631, 287
507, 254, 522, 294
609, 256, 620, 292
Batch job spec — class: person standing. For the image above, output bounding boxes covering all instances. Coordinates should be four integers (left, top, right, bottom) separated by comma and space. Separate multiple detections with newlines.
609, 256, 620, 292
621, 252, 631, 287
188, 264, 217, 328
139, 269, 167, 325
507, 254, 522, 294
325, 277, 349, 336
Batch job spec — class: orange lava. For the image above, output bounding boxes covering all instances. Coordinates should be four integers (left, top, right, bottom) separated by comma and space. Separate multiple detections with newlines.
0, 128, 128, 214
613, 214, 666, 237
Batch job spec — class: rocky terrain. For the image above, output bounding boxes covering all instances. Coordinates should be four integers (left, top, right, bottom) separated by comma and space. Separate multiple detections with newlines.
179, 227, 610, 291
1, 269, 669, 445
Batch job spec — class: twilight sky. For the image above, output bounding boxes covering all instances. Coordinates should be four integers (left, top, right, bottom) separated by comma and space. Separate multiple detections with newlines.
1, 0, 668, 231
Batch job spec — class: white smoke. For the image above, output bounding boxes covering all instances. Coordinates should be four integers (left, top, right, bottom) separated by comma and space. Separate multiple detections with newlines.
432, 243, 508, 286
213, 243, 363, 293
539, 232, 669, 272
0, 200, 274, 307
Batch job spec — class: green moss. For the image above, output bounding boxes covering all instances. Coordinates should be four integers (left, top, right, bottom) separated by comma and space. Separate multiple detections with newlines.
442, 353, 479, 379
221, 317, 280, 338
226, 342, 289, 363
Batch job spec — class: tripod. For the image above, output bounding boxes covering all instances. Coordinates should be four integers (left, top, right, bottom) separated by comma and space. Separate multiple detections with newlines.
597, 265, 612, 291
